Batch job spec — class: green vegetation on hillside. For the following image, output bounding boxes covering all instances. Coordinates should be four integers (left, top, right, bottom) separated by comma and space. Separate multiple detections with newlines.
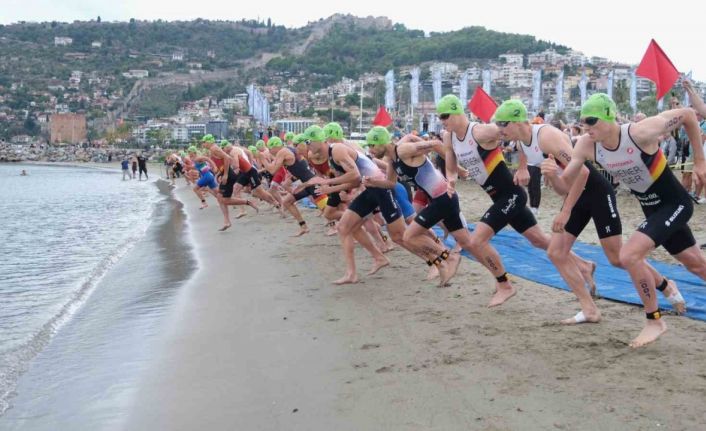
268, 23, 567, 84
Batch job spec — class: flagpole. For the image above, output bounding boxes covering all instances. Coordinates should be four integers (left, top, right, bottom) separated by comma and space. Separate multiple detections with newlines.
359, 80, 363, 133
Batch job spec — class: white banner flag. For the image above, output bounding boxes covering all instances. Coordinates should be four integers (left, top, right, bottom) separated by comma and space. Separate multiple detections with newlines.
247, 84, 255, 116
459, 72, 468, 108
606, 70, 614, 99
482, 69, 491, 95
684, 71, 692, 107
657, 97, 664, 112
385, 70, 395, 110
579, 70, 588, 106
556, 70, 564, 112
532, 69, 542, 112
630, 69, 637, 112
432, 68, 442, 104
410, 67, 420, 107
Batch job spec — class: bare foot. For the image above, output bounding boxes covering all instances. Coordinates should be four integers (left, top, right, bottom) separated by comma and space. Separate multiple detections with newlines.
199, 203, 208, 209
293, 225, 310, 237
662, 279, 686, 314
218, 224, 231, 232
367, 256, 390, 275
426, 264, 440, 280
629, 319, 667, 348
560, 310, 601, 325
488, 283, 517, 307
333, 273, 359, 285
248, 201, 259, 214
447, 252, 461, 278
438, 257, 459, 287
326, 223, 337, 236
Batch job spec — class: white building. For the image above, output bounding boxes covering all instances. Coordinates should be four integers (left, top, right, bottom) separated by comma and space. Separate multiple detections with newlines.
171, 126, 189, 142
430, 62, 459, 77
499, 53, 524, 67
186, 123, 206, 138
54, 37, 73, 46
508, 68, 533, 88
91, 41, 102, 48
122, 70, 149, 79
528, 49, 564, 66
172, 52, 184, 62
275, 119, 316, 134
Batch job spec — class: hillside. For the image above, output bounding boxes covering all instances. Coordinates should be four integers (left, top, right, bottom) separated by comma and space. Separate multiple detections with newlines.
0, 15, 569, 139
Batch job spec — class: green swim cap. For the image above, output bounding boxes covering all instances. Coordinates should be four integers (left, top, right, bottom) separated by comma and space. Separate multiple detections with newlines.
304, 125, 326, 143
267, 136, 283, 148
323, 122, 344, 140
581, 93, 617, 122
293, 133, 306, 145
178, 151, 186, 157
436, 94, 464, 115
219, 139, 230, 148
493, 99, 528, 122
187, 145, 198, 153
201, 134, 215, 144
256, 140, 265, 149
248, 145, 258, 154
365, 126, 391, 146
284, 131, 295, 141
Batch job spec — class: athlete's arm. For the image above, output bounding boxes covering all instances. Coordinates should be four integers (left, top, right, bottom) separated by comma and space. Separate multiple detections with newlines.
632, 107, 706, 185
514, 148, 530, 186
259, 151, 286, 175
320, 146, 362, 186
558, 134, 593, 187
683, 79, 706, 118
364, 155, 397, 189
443, 131, 459, 196
473, 123, 502, 150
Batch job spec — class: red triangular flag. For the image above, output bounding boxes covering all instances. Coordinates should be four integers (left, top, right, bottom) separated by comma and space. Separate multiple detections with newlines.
468, 86, 498, 123
636, 39, 680, 100
372, 106, 393, 127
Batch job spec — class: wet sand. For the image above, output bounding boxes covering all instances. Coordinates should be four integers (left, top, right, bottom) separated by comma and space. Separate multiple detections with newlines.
125, 179, 706, 431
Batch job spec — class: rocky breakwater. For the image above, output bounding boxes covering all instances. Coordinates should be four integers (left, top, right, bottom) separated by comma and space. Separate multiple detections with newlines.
0, 143, 168, 163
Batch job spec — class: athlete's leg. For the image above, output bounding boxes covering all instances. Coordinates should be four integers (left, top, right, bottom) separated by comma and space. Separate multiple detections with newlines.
548, 232, 600, 324
466, 222, 517, 307
335, 210, 367, 284
619, 232, 666, 348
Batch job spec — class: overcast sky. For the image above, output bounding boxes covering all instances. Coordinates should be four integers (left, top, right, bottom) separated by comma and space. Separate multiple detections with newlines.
3, 0, 703, 81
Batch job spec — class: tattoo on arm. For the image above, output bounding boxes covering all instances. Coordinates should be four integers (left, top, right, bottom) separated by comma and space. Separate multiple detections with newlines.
416, 143, 434, 153
664, 116, 684, 133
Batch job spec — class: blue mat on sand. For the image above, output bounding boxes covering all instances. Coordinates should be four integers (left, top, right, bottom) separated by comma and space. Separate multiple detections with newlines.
434, 225, 706, 322
298, 197, 318, 209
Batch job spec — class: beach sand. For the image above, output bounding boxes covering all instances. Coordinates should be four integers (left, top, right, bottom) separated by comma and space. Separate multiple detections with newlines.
124, 178, 706, 431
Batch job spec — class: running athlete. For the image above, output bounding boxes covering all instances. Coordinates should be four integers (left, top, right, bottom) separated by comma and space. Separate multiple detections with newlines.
561, 93, 706, 347
305, 126, 459, 286
257, 139, 289, 211
497, 99, 684, 324
314, 123, 346, 235
365, 131, 471, 282
219, 138, 282, 220
256, 135, 327, 236
201, 135, 241, 230
438, 95, 594, 307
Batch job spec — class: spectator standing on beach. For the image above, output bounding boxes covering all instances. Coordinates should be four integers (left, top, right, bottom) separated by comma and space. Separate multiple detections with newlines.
660, 133, 679, 166
137, 153, 148, 180
121, 158, 131, 180
131, 156, 138, 179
